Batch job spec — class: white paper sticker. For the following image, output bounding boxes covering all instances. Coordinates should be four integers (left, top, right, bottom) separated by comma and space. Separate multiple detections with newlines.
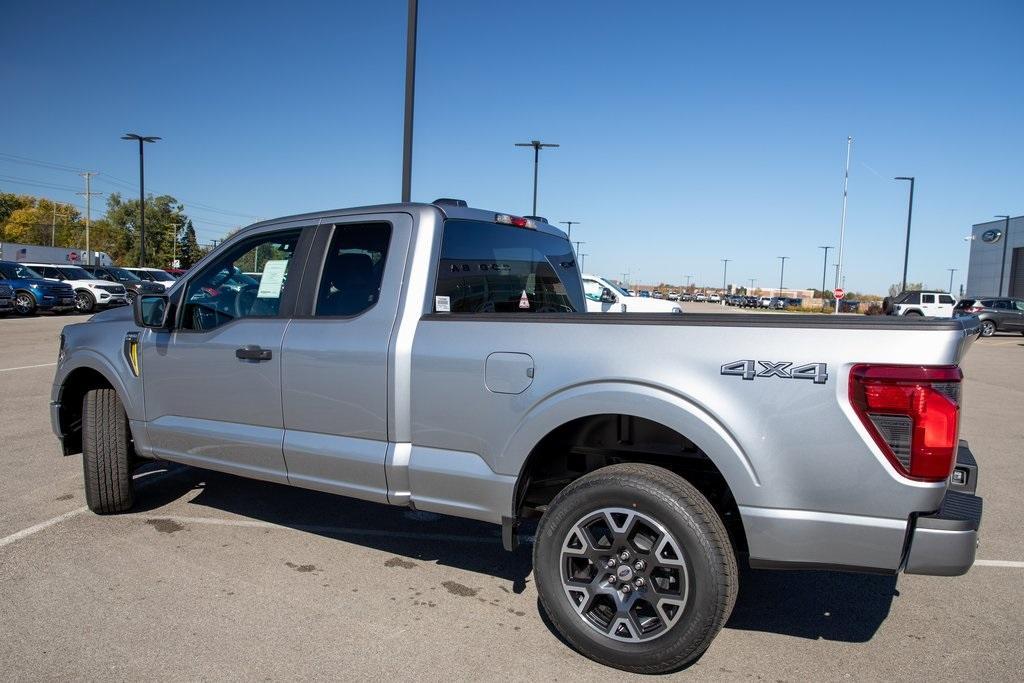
256, 260, 289, 298
434, 295, 451, 312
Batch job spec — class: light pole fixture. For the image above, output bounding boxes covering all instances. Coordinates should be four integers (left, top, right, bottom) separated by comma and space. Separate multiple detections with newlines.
895, 176, 915, 293
515, 139, 559, 216
777, 256, 789, 298
560, 220, 580, 240
947, 268, 958, 294
721, 259, 731, 303
573, 240, 585, 259
122, 133, 161, 266
818, 245, 833, 310
579, 253, 588, 271
748, 278, 757, 294
995, 215, 1011, 296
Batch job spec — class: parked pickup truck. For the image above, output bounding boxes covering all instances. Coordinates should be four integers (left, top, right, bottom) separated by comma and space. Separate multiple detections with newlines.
51, 201, 983, 674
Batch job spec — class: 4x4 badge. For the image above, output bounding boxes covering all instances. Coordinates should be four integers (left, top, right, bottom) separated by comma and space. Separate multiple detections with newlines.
721, 360, 828, 384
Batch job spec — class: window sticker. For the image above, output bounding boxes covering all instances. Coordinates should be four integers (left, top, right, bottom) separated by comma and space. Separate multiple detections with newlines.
435, 295, 451, 312
257, 260, 289, 298
519, 290, 530, 309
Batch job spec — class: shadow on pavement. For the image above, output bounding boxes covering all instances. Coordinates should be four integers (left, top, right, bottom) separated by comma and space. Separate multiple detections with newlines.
131, 462, 535, 592
725, 566, 897, 642
133, 462, 897, 641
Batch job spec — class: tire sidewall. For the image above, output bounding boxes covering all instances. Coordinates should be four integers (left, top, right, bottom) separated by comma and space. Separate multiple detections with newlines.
14, 291, 36, 315
535, 472, 727, 670
980, 320, 996, 337
76, 290, 96, 313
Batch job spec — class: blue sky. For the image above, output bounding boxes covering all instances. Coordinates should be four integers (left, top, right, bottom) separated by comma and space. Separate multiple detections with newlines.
2, 0, 1021, 294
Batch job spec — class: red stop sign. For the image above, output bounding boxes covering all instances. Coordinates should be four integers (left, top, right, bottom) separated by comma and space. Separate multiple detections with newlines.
834, 288, 845, 299
68, 252, 79, 262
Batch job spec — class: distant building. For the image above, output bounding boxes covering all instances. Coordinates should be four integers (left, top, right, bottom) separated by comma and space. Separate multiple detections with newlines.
0, 242, 113, 266
965, 216, 1024, 297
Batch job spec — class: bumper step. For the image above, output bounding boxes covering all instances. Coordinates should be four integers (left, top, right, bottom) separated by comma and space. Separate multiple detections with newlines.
904, 488, 983, 576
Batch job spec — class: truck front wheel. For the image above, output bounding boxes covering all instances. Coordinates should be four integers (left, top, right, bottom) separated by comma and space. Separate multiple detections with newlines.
534, 463, 737, 674
82, 388, 135, 513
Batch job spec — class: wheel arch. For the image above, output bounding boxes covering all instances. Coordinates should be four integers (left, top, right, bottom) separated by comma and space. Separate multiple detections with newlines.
55, 353, 140, 455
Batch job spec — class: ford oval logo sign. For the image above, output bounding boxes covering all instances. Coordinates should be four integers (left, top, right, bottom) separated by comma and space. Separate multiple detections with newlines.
981, 229, 1003, 244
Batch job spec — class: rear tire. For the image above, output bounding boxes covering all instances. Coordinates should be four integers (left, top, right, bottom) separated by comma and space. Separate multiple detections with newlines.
980, 320, 996, 337
82, 388, 135, 513
534, 463, 738, 674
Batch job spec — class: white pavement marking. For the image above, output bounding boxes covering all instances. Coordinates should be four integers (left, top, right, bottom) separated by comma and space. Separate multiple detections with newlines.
0, 506, 88, 548
0, 362, 57, 373
133, 514, 505, 545
974, 559, 1024, 568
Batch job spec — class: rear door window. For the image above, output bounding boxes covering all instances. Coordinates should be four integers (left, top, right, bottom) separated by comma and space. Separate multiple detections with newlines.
435, 220, 583, 313
313, 223, 392, 317
921, 294, 935, 304
939, 295, 955, 304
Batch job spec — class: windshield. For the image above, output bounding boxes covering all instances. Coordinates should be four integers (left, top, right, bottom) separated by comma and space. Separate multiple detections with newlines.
605, 280, 631, 297
2, 264, 43, 279
107, 267, 141, 281
148, 270, 176, 282
59, 266, 92, 280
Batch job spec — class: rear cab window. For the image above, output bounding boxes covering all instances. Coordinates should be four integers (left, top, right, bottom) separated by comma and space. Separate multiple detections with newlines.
434, 220, 584, 313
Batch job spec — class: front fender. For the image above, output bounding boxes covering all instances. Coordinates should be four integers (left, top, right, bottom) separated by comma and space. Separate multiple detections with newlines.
495, 381, 762, 513
53, 348, 143, 422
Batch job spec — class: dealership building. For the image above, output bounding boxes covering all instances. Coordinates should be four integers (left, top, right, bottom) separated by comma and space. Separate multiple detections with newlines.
965, 215, 1024, 298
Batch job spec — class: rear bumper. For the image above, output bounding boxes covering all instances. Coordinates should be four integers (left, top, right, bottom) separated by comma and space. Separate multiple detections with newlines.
903, 442, 983, 576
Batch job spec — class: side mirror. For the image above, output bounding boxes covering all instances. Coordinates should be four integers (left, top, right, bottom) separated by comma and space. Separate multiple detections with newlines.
133, 293, 171, 329
600, 287, 617, 304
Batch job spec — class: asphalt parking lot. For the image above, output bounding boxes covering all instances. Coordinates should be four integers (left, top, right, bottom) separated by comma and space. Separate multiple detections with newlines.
1, 311, 1022, 680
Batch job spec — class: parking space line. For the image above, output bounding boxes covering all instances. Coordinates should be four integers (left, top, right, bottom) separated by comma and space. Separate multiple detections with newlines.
130, 514, 506, 545
974, 559, 1024, 568
0, 506, 89, 549
0, 362, 57, 373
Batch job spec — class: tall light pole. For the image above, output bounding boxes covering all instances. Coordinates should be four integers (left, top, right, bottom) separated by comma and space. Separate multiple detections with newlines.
748, 277, 757, 294
573, 240, 585, 258
515, 139, 559, 216
721, 259, 731, 303
579, 253, 588, 271
835, 136, 852, 315
947, 268, 958, 294
895, 176, 915, 293
685, 274, 693, 289
401, 0, 418, 202
995, 215, 1011, 296
818, 245, 833, 310
560, 220, 580, 240
777, 256, 789, 298
122, 133, 160, 266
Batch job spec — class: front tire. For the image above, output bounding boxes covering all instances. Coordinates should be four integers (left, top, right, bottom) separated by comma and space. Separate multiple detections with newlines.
980, 320, 996, 337
534, 463, 738, 674
13, 291, 36, 315
75, 290, 96, 313
82, 388, 135, 513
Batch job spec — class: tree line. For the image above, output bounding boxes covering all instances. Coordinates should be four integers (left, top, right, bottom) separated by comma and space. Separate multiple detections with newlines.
0, 192, 206, 268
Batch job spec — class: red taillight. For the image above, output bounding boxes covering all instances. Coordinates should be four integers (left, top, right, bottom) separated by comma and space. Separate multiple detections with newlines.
969, 305, 984, 313
849, 365, 962, 481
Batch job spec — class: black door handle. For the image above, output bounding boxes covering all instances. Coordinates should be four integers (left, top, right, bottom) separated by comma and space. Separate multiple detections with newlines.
235, 345, 272, 361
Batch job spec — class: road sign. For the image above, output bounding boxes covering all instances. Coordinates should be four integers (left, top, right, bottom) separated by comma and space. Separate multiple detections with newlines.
834, 288, 845, 300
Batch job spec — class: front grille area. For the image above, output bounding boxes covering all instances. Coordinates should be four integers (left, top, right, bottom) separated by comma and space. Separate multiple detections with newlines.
0, 284, 13, 298
99, 285, 126, 294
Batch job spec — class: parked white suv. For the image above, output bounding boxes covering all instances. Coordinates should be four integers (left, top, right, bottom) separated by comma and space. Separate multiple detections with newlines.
23, 263, 129, 313
890, 290, 957, 317
582, 274, 682, 313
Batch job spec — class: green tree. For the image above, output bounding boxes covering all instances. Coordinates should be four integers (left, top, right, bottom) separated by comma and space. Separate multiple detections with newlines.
104, 193, 188, 267
888, 282, 923, 297
176, 219, 202, 268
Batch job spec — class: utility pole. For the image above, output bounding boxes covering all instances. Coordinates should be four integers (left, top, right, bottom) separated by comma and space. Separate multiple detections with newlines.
721, 259, 731, 303
560, 220, 580, 240
777, 256, 789, 298
515, 139, 559, 216
995, 215, 1011, 296
835, 136, 852, 315
401, 0, 418, 202
895, 176, 915, 293
77, 172, 101, 265
947, 268, 957, 294
818, 245, 832, 310
50, 202, 59, 246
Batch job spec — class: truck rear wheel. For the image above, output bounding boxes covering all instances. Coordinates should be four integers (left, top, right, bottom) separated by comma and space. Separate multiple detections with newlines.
534, 463, 737, 674
82, 388, 135, 513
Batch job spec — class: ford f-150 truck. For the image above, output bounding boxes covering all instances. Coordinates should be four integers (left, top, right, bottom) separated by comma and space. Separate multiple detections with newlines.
51, 201, 983, 673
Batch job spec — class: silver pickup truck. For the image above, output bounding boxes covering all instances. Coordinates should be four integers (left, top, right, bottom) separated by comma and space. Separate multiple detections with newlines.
51, 201, 983, 673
